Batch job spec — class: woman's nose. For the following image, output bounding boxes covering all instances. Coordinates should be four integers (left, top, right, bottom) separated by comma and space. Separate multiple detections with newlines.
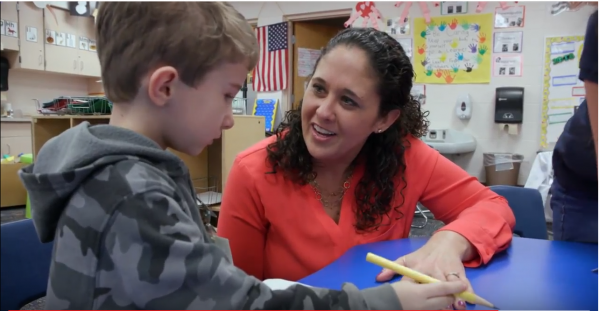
315, 98, 336, 121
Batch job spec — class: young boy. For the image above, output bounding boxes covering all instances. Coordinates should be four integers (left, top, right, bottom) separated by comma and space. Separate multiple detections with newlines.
19, 2, 466, 310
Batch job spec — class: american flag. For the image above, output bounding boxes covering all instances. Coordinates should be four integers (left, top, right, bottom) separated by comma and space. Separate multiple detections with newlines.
253, 22, 289, 92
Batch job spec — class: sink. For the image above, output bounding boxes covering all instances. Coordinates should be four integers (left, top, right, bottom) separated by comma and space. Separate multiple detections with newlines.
421, 129, 477, 154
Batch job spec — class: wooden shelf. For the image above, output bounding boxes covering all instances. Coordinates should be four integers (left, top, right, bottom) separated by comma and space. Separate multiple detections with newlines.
31, 114, 266, 193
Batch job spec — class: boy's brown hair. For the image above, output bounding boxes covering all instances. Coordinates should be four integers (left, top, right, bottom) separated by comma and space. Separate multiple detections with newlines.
96, 2, 259, 103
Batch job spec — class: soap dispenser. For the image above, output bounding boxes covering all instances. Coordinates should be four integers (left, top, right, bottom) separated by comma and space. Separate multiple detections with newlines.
455, 94, 472, 120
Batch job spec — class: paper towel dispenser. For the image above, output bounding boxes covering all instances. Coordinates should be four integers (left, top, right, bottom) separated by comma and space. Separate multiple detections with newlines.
495, 87, 523, 124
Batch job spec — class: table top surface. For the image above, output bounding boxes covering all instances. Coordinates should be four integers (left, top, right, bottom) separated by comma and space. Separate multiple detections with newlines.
299, 237, 598, 311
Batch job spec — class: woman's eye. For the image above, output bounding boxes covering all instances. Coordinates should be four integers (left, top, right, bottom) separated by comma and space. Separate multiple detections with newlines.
312, 84, 325, 93
341, 96, 357, 107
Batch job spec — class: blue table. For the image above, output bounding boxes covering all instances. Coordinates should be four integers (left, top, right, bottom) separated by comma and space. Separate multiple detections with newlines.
299, 237, 598, 311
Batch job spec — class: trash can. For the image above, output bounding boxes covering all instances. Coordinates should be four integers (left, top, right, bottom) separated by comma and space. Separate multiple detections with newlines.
484, 153, 524, 186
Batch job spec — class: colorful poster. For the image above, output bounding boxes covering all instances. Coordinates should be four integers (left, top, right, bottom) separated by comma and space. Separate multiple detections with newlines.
540, 35, 585, 148
413, 13, 493, 84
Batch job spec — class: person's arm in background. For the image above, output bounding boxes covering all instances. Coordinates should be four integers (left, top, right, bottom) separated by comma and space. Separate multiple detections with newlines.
217, 157, 268, 280
580, 11, 598, 159
418, 146, 516, 266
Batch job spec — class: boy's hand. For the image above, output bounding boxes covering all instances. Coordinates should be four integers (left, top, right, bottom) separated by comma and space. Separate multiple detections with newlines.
391, 280, 468, 310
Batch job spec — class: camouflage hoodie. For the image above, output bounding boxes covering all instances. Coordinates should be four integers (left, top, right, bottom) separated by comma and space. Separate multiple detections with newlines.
19, 122, 402, 310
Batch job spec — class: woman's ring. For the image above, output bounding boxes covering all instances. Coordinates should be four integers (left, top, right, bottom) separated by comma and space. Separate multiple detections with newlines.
445, 272, 460, 279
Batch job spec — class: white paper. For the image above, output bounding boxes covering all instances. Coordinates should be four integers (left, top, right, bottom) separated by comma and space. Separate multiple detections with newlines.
493, 31, 523, 53
495, 6, 525, 28
385, 16, 410, 35
441, 2, 468, 15
56, 32, 66, 46
546, 98, 579, 143
411, 84, 426, 105
4, 20, 17, 37
26, 26, 38, 42
396, 38, 412, 58
493, 55, 522, 77
263, 279, 311, 290
550, 42, 575, 55
297, 48, 321, 78
66, 33, 77, 48
0, 20, 5, 36
45, 30, 56, 45
79, 36, 89, 50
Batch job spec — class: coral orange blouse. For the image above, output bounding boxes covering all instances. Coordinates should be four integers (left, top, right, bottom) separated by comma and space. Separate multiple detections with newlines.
217, 135, 516, 282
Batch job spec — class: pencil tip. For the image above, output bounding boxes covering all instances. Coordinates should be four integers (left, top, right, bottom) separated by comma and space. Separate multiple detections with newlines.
491, 306, 499, 309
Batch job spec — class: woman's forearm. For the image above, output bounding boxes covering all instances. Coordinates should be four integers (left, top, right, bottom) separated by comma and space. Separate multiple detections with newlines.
429, 231, 477, 262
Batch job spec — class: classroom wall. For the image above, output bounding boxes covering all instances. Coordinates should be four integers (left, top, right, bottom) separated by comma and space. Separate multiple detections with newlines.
1, 71, 90, 155
231, 1, 596, 184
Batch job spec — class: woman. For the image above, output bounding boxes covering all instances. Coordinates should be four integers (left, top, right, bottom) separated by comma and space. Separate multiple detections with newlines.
551, 9, 598, 243
218, 28, 515, 310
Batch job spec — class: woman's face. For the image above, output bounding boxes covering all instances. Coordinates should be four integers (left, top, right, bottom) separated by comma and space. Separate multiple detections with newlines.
301, 46, 399, 164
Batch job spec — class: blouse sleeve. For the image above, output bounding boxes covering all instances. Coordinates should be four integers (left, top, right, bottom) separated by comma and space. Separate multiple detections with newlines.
417, 145, 516, 267
217, 157, 268, 280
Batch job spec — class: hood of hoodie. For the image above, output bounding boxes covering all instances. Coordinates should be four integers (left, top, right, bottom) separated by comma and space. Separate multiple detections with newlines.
19, 122, 189, 243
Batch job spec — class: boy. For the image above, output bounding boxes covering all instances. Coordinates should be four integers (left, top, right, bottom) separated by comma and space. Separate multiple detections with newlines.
19, 2, 465, 310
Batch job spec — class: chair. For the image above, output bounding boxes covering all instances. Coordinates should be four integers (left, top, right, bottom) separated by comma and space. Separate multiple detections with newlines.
489, 185, 549, 240
1, 219, 53, 311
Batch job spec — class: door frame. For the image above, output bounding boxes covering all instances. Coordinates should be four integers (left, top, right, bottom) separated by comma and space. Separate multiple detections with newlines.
284, 10, 351, 112
285, 10, 351, 111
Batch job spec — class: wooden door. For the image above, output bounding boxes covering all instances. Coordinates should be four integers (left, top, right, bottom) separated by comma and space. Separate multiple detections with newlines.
292, 21, 344, 110
18, 2, 45, 71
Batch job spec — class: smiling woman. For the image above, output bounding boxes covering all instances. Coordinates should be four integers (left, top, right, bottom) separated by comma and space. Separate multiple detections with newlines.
218, 27, 516, 311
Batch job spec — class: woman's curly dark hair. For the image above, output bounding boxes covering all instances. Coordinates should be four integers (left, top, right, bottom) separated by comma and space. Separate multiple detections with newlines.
266, 27, 429, 232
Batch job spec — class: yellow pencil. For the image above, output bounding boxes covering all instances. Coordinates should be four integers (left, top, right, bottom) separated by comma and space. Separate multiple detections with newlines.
366, 253, 497, 309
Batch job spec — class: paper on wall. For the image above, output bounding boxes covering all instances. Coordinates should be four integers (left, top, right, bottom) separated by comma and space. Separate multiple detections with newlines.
385, 16, 410, 36
493, 31, 523, 53
395, 37, 413, 58
411, 84, 426, 105
493, 54, 522, 77
494, 6, 525, 28
440, 2, 469, 15
297, 48, 321, 78
540, 35, 586, 148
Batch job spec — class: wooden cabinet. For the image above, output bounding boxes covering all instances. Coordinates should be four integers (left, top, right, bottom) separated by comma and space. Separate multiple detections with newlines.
4, 2, 101, 77
1, 2, 20, 51
17, 2, 44, 70
76, 15, 100, 77
43, 7, 81, 75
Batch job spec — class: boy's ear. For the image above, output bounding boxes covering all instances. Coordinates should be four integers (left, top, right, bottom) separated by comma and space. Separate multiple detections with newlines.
148, 66, 178, 107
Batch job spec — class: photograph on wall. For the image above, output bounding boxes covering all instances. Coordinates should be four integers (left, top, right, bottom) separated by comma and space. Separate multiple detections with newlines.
493, 55, 522, 77
495, 5, 525, 28
385, 16, 410, 35
493, 31, 523, 53
413, 13, 493, 84
441, 2, 469, 15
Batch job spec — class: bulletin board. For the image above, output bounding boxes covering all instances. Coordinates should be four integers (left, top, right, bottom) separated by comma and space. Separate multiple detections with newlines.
539, 35, 585, 149
413, 13, 493, 84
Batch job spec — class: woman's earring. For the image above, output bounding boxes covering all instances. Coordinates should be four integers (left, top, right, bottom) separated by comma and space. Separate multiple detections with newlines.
377, 129, 383, 133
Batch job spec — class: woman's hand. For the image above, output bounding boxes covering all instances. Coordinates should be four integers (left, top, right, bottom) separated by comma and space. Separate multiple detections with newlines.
376, 231, 476, 310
